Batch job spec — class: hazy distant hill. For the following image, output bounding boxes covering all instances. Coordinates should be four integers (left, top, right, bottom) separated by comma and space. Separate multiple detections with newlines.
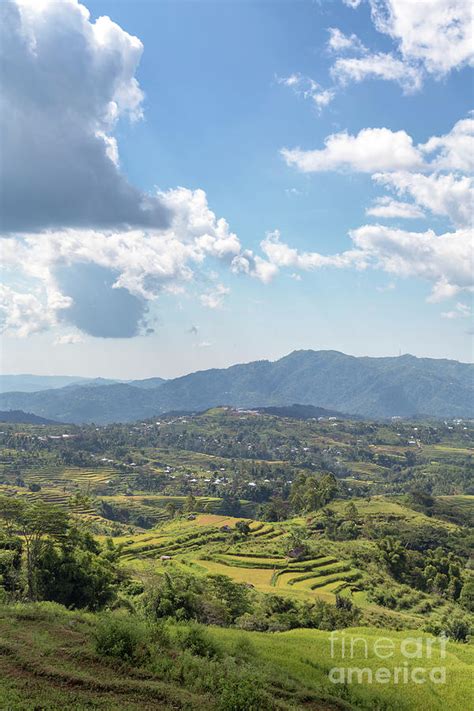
0, 374, 166, 395
0, 350, 472, 424
0, 410, 60, 425
0, 374, 97, 393
127, 377, 166, 389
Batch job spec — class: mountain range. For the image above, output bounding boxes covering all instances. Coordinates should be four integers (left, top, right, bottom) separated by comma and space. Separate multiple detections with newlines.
0, 350, 472, 424
0, 374, 165, 394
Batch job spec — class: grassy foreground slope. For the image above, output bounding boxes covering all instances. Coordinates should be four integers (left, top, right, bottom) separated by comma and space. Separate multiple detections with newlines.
0, 603, 471, 711
0, 603, 347, 711
211, 626, 473, 711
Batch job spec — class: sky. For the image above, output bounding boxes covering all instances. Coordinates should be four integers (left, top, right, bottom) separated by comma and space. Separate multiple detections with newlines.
0, 0, 472, 379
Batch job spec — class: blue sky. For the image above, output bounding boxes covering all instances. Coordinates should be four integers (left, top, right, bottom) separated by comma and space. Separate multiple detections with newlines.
0, 0, 472, 378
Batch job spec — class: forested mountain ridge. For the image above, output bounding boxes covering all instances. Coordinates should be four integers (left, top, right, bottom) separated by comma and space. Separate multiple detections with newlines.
0, 350, 472, 424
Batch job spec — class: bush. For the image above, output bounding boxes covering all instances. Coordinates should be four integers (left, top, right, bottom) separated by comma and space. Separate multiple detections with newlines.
94, 612, 150, 662
231, 635, 255, 661
444, 615, 471, 643
424, 613, 472, 642
175, 623, 221, 658
217, 676, 268, 711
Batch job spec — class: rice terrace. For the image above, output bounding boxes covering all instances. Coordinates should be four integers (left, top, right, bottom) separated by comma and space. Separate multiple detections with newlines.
0, 407, 472, 709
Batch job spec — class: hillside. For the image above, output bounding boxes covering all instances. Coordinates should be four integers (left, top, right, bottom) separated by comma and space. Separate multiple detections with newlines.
0, 415, 472, 710
0, 410, 60, 425
255, 404, 355, 419
0, 350, 472, 423
0, 374, 96, 394
0, 599, 471, 711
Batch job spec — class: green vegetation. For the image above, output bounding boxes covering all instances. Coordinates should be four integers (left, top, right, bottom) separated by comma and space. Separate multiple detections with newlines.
0, 410, 472, 708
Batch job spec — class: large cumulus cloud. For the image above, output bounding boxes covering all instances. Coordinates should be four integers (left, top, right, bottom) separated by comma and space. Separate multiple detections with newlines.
0, 0, 168, 232
0, 0, 276, 338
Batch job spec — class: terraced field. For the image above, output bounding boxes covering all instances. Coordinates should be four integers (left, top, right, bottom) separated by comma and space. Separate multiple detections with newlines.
106, 514, 362, 603
198, 552, 360, 601
98, 493, 256, 525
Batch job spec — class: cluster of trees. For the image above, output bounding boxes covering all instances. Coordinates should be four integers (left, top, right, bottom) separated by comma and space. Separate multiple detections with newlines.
289, 473, 339, 514
140, 570, 360, 632
0, 496, 122, 608
312, 503, 361, 540
256, 473, 339, 520
377, 536, 470, 604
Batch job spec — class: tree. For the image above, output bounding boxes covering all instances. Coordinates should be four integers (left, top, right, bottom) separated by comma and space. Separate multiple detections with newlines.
183, 494, 197, 514
235, 520, 250, 537
0, 532, 22, 595
164, 501, 177, 519
377, 536, 407, 580
344, 502, 359, 522
258, 496, 289, 522
460, 579, 474, 611
35, 526, 120, 610
207, 574, 252, 621
290, 473, 338, 514
0, 498, 68, 600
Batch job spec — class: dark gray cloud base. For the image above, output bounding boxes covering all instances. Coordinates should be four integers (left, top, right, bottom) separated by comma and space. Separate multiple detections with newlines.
55, 263, 148, 338
0, 1, 169, 233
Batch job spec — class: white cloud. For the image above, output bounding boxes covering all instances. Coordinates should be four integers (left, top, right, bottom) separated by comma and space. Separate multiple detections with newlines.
249, 225, 472, 304
441, 302, 471, 319
373, 171, 473, 227
277, 73, 335, 111
327, 28, 366, 53
369, 0, 474, 76
420, 117, 474, 172
327, 2, 473, 97
0, 0, 168, 232
350, 224, 473, 301
54, 333, 84, 345
282, 117, 473, 227
0, 187, 248, 336
0, 284, 56, 337
278, 114, 473, 308
366, 197, 424, 219
200, 284, 230, 309
231, 251, 279, 284
281, 127, 423, 173
258, 230, 366, 274
332, 52, 422, 93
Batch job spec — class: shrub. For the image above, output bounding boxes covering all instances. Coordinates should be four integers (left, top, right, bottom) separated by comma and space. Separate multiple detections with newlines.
231, 635, 255, 661
217, 676, 268, 711
335, 594, 353, 611
175, 623, 221, 658
460, 579, 474, 611
424, 613, 472, 643
94, 612, 150, 662
444, 615, 471, 643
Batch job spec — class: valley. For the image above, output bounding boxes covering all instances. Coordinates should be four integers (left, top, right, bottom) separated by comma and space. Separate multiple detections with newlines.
0, 407, 472, 709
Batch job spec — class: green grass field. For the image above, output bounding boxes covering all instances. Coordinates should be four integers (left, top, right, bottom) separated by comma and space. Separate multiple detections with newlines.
210, 625, 473, 711
0, 603, 471, 711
